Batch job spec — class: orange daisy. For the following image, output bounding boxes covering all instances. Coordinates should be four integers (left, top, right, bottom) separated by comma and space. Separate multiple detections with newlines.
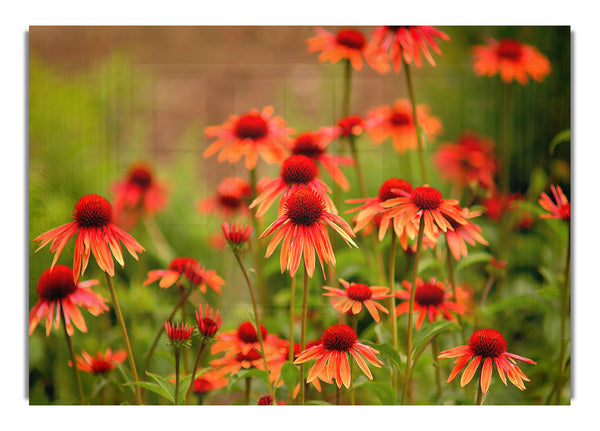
33, 194, 145, 283
289, 131, 354, 191
211, 321, 286, 357
143, 256, 225, 294
210, 348, 269, 378
259, 187, 358, 278
293, 324, 384, 389
321, 115, 366, 142
191, 369, 228, 394
395, 278, 466, 330
472, 38, 551, 85
221, 221, 253, 248
198, 177, 253, 218
29, 265, 109, 336
445, 205, 488, 261
438, 328, 537, 393
69, 348, 127, 375
365, 99, 442, 154
204, 106, 293, 170
370, 26, 450, 71
111, 162, 168, 229
539, 185, 570, 221
307, 27, 390, 73
323, 279, 391, 323
250, 154, 335, 218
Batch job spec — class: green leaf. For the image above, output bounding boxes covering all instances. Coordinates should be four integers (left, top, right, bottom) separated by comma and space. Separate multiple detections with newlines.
124, 380, 174, 403
364, 341, 405, 370
455, 252, 492, 274
227, 368, 271, 393
549, 129, 570, 155
355, 380, 396, 405
146, 371, 176, 401
280, 361, 300, 392
412, 321, 459, 363
115, 363, 135, 395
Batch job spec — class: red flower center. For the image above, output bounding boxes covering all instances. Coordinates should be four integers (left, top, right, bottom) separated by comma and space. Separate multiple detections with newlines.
337, 115, 363, 137
321, 324, 357, 351
218, 194, 243, 210
414, 282, 445, 307
73, 194, 113, 228
378, 178, 413, 202
469, 328, 508, 358
236, 349, 263, 363
257, 395, 274, 405
412, 186, 443, 210
37, 265, 78, 302
91, 359, 115, 375
234, 113, 269, 139
281, 155, 318, 185
335, 29, 366, 50
389, 112, 412, 126
284, 188, 325, 226
168, 257, 197, 277
496, 39, 523, 61
292, 133, 325, 158
165, 322, 194, 342
198, 318, 220, 337
128, 166, 152, 188
237, 321, 268, 344
346, 283, 373, 302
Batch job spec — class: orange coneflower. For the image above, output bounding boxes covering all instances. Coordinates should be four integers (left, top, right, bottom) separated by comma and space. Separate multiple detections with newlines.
250, 154, 335, 218
445, 205, 488, 261
29, 265, 109, 336
211, 321, 286, 357
395, 278, 466, 330
210, 348, 280, 378
165, 321, 195, 349
259, 187, 358, 278
539, 185, 570, 221
143, 257, 224, 294
69, 348, 127, 375
307, 27, 390, 73
33, 194, 145, 283
365, 99, 442, 154
472, 38, 551, 85
293, 324, 384, 389
198, 177, 253, 218
111, 162, 168, 229
195, 304, 223, 340
370, 26, 450, 71
221, 221, 253, 248
323, 279, 391, 323
289, 131, 354, 191
438, 328, 536, 393
191, 370, 228, 394
322, 115, 366, 142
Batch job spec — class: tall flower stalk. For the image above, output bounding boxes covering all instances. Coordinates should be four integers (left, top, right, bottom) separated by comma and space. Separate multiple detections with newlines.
61, 308, 86, 404
402, 60, 428, 184
299, 264, 310, 404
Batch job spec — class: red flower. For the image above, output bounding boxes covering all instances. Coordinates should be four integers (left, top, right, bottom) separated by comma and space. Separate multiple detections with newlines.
204, 106, 293, 170
111, 162, 168, 228
445, 205, 488, 261
29, 265, 109, 336
33, 194, 145, 282
221, 221, 253, 247
195, 304, 222, 339
322, 115, 366, 142
211, 321, 287, 358
69, 348, 127, 375
165, 321, 194, 348
472, 38, 551, 85
198, 177, 253, 218
143, 257, 225, 294
307, 27, 390, 73
370, 26, 450, 71
191, 370, 228, 393
323, 279, 391, 323
539, 185, 570, 221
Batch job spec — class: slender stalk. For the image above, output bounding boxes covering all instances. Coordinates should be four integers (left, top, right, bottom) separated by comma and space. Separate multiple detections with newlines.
431, 335, 442, 402
232, 249, 273, 397
475, 377, 485, 405
105, 272, 142, 405
174, 348, 181, 405
186, 341, 208, 404
61, 307, 86, 404
479, 275, 496, 306
143, 216, 175, 263
401, 217, 425, 405
144, 287, 192, 374
500, 83, 512, 195
249, 167, 267, 314
446, 242, 467, 344
289, 275, 296, 362
388, 233, 399, 393
555, 227, 571, 404
402, 59, 428, 184
179, 285, 189, 374
336, 385, 341, 406
299, 264, 310, 405
342, 58, 352, 118
244, 377, 251, 405
350, 313, 358, 405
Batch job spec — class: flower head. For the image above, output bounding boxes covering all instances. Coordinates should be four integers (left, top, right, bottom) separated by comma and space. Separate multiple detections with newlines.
204, 106, 293, 170
323, 279, 391, 323
445, 205, 488, 261
472, 38, 551, 85
439, 328, 536, 393
29, 265, 109, 336
307, 27, 390, 73
257, 395, 275, 405
69, 348, 127, 375
195, 304, 222, 340
33, 194, 145, 283
211, 321, 287, 357
539, 185, 570, 221
221, 221, 253, 250
198, 177, 253, 218
370, 26, 450, 71
293, 324, 384, 388
191, 370, 228, 394
365, 99, 442, 154
165, 321, 195, 349
259, 187, 358, 278
143, 257, 225, 294
322, 115, 366, 142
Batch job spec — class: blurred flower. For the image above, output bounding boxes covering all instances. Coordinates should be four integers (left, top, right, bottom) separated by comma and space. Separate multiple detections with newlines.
293, 324, 384, 388
472, 38, 551, 85
307, 27, 390, 73
33, 194, 145, 283
289, 131, 354, 190
195, 304, 222, 340
434, 132, 498, 192
346, 177, 413, 242
221, 221, 253, 250
259, 187, 357, 278
365, 99, 442, 154
370, 26, 450, 71
445, 205, 488, 261
204, 106, 293, 170
198, 177, 253, 218
322, 115, 366, 142
395, 278, 466, 329
143, 257, 225, 294
29, 265, 109, 336
210, 348, 268, 378
250, 155, 335, 218
539, 185, 570, 221
212, 321, 286, 357
257, 395, 275, 405
481, 191, 516, 222
69, 348, 127, 375
439, 328, 536, 393
165, 321, 194, 349
111, 162, 168, 229
323, 279, 391, 323
191, 370, 228, 394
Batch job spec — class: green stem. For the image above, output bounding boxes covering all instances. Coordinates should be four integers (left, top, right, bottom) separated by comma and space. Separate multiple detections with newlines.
143, 216, 175, 264
244, 377, 251, 405
105, 272, 142, 405
350, 313, 358, 405
342, 58, 352, 118
401, 217, 425, 405
402, 59, 428, 184
186, 341, 208, 404
249, 167, 267, 315
446, 242, 467, 344
174, 348, 180, 405
388, 233, 399, 394
336, 385, 341, 405
61, 306, 86, 404
556, 227, 571, 404
299, 264, 310, 405
431, 335, 442, 402
476, 377, 485, 405
289, 275, 296, 362
501, 83, 512, 195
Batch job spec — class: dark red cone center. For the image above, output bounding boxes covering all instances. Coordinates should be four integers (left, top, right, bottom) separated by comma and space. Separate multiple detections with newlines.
378, 178, 413, 202
469, 328, 508, 358
414, 282, 445, 307
281, 155, 318, 185
284, 188, 325, 226
346, 283, 373, 302
412, 186, 443, 210
234, 113, 268, 139
237, 321, 268, 344
321, 324, 357, 351
335, 29, 366, 50
390, 112, 412, 126
73, 194, 113, 228
37, 265, 78, 302
128, 166, 153, 188
292, 133, 325, 158
337, 115, 363, 137
497, 39, 523, 61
